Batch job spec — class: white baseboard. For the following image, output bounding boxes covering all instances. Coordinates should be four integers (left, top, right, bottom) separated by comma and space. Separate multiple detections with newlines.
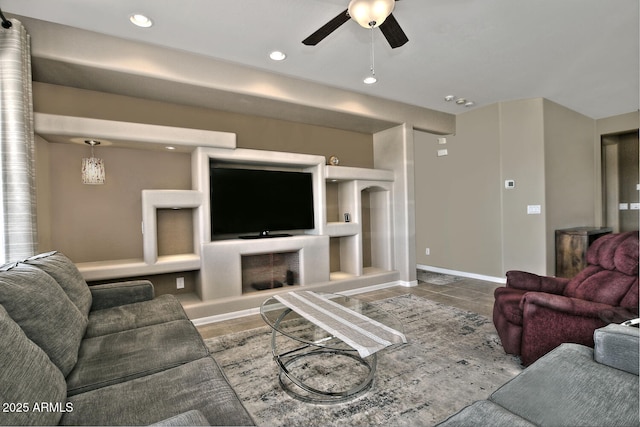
416, 264, 506, 284
191, 307, 260, 327
340, 280, 410, 295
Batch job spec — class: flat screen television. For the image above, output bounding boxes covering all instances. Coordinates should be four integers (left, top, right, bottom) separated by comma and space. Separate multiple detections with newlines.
209, 165, 315, 239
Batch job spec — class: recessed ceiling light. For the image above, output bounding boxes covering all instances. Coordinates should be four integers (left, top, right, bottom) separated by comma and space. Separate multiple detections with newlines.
165, 146, 176, 150
130, 14, 153, 28
269, 51, 287, 61
363, 75, 377, 85
445, 94, 476, 107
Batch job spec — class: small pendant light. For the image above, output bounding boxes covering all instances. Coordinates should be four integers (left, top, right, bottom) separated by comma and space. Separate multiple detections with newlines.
82, 140, 105, 185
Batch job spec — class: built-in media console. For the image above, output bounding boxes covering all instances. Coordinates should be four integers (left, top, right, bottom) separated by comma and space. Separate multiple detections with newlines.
199, 234, 330, 300
196, 148, 329, 300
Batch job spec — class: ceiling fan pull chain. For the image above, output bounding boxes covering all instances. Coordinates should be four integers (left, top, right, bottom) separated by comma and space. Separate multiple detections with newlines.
370, 25, 375, 77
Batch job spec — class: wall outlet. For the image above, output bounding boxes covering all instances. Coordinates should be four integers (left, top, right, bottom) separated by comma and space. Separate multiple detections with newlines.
425, 248, 430, 255
619, 203, 629, 211
437, 149, 448, 157
176, 277, 185, 290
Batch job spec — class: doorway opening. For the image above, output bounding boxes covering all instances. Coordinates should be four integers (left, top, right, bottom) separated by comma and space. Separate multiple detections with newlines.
601, 130, 639, 232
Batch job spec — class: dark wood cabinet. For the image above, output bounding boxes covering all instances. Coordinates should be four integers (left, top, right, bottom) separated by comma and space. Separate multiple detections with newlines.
555, 227, 612, 278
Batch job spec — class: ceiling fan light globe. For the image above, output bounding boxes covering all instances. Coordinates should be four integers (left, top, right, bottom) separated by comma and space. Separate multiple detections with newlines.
348, 0, 395, 28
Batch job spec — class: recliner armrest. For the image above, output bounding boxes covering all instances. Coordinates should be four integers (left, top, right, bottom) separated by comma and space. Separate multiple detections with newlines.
520, 292, 614, 317
89, 280, 155, 311
505, 270, 570, 294
594, 323, 640, 375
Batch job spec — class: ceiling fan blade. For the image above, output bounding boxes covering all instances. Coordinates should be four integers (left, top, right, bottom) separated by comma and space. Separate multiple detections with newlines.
302, 9, 350, 46
379, 13, 408, 48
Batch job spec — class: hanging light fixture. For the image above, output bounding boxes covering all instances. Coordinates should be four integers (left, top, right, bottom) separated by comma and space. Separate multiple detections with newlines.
347, 0, 394, 84
82, 140, 105, 185
363, 25, 377, 84
348, 0, 395, 28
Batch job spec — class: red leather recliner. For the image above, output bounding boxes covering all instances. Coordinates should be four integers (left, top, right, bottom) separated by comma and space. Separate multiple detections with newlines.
493, 230, 639, 365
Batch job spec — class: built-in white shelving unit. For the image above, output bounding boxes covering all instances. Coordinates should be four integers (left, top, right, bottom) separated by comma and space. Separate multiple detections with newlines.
35, 114, 401, 318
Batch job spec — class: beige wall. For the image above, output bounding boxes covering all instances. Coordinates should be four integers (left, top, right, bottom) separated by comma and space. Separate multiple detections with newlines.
499, 99, 547, 274
542, 100, 597, 273
414, 104, 503, 277
33, 83, 374, 166
34, 83, 374, 269
415, 98, 600, 278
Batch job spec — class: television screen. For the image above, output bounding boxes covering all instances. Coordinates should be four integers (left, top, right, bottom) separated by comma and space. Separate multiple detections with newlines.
210, 165, 315, 238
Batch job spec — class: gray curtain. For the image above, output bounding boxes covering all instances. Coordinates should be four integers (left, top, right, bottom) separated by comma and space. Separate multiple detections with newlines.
0, 19, 36, 263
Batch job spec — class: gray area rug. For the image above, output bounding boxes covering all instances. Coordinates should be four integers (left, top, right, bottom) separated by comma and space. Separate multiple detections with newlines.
417, 270, 464, 285
205, 294, 522, 426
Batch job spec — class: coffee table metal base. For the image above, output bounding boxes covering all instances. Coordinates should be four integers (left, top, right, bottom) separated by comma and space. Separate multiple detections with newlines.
270, 314, 377, 404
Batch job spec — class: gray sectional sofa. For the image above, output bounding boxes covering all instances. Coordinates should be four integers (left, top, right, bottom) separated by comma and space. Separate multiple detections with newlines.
0, 251, 255, 426
437, 322, 640, 426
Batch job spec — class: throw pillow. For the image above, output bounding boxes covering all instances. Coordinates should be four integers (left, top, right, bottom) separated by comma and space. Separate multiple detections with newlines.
0, 304, 68, 425
0, 263, 88, 376
24, 251, 92, 318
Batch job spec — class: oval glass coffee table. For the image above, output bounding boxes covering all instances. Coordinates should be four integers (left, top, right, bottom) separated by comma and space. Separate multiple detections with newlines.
260, 291, 406, 404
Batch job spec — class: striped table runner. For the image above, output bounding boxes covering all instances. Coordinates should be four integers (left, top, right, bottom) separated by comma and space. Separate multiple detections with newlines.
273, 291, 407, 358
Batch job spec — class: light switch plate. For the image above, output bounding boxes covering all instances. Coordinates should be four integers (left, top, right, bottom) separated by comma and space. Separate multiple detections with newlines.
527, 205, 541, 215
437, 149, 448, 157
630, 203, 640, 210
619, 203, 629, 211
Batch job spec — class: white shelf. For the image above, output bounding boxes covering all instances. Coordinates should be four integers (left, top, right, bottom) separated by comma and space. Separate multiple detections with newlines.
35, 113, 236, 152
77, 254, 201, 281
325, 222, 360, 237
325, 165, 394, 182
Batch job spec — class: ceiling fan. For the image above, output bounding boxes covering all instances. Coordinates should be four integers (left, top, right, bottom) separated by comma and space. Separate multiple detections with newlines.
302, 0, 408, 49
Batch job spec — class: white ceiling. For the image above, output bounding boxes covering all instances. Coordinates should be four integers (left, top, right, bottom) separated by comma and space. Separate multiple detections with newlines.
3, 0, 639, 120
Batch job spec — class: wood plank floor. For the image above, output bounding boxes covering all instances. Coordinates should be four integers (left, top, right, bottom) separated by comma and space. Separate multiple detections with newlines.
197, 275, 500, 340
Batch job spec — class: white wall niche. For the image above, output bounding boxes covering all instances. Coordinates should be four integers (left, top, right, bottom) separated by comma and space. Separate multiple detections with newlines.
141, 189, 204, 264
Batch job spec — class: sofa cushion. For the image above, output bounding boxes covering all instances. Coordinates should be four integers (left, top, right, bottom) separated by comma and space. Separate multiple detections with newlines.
89, 280, 155, 311
490, 343, 639, 427
23, 251, 92, 318
436, 400, 535, 427
0, 304, 68, 426
61, 357, 256, 426
85, 294, 188, 338
0, 263, 87, 376
586, 231, 639, 275
594, 323, 639, 375
67, 319, 210, 396
563, 266, 638, 306
151, 410, 211, 426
